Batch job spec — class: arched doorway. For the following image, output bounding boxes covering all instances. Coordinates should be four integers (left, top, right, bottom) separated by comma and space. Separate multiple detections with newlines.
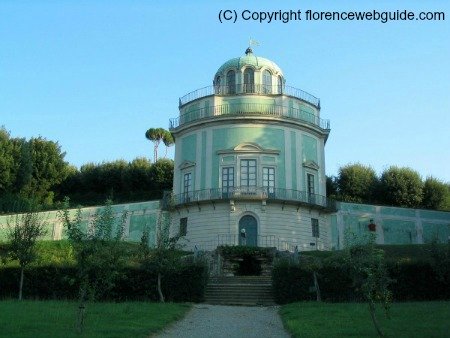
239, 215, 258, 246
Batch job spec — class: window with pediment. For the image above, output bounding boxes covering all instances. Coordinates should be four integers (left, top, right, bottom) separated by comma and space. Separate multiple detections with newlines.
183, 172, 192, 202
240, 159, 257, 187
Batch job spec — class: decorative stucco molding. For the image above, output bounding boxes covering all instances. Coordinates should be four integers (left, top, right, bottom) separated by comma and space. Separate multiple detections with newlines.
303, 160, 320, 170
217, 142, 280, 155
179, 160, 196, 170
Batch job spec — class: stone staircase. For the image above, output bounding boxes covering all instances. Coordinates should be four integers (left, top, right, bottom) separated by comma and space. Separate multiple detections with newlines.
204, 275, 275, 306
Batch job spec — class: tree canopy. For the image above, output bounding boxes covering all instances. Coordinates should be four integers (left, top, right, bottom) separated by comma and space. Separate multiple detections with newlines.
422, 177, 448, 210
145, 128, 173, 162
0, 128, 175, 213
379, 166, 424, 208
336, 163, 378, 203
57, 158, 174, 206
328, 164, 449, 211
0, 128, 70, 212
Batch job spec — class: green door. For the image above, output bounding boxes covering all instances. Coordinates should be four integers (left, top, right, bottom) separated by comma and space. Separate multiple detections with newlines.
239, 215, 258, 246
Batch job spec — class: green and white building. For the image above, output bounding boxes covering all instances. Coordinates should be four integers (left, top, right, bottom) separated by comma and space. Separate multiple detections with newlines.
167, 48, 336, 251
1, 49, 448, 248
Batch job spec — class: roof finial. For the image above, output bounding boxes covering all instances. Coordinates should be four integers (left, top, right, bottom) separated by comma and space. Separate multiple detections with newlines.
246, 37, 260, 55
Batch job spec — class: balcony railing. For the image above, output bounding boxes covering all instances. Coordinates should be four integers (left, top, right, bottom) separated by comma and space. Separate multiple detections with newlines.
163, 187, 336, 211
179, 84, 320, 108
217, 234, 298, 252
170, 102, 330, 130
191, 234, 299, 252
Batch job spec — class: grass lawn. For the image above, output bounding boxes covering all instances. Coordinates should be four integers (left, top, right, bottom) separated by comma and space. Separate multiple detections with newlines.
0, 300, 191, 338
280, 301, 450, 338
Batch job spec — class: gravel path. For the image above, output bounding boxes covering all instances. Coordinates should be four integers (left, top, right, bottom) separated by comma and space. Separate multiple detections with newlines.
153, 304, 290, 338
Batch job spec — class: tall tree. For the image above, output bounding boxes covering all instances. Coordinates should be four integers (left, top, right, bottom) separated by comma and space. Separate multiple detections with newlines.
0, 128, 23, 194
162, 130, 174, 158
145, 128, 167, 162
336, 163, 378, 203
379, 166, 423, 208
6, 210, 47, 300
14, 139, 33, 194
422, 177, 448, 210
0, 128, 14, 192
24, 137, 70, 204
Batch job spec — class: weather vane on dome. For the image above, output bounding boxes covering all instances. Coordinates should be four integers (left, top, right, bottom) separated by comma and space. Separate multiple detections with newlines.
246, 37, 260, 55
249, 37, 260, 47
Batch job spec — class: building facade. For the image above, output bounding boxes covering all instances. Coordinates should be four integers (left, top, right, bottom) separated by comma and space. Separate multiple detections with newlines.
167, 48, 336, 251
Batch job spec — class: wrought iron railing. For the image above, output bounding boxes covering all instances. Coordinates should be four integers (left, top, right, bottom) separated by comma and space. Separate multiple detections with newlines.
179, 84, 320, 108
163, 187, 336, 211
170, 102, 330, 130
191, 234, 299, 252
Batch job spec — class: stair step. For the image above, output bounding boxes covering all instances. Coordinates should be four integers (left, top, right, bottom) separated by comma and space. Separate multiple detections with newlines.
204, 297, 276, 302
205, 290, 272, 294
205, 295, 273, 298
206, 286, 272, 288
204, 275, 275, 306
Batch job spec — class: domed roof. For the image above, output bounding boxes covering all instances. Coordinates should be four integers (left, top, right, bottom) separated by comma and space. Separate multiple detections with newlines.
215, 48, 284, 77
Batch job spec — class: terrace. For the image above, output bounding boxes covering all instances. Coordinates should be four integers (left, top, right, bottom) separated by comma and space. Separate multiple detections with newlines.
179, 84, 320, 108
162, 187, 337, 212
169, 102, 330, 130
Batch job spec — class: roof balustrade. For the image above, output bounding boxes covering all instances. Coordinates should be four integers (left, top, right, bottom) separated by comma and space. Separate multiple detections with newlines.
162, 187, 337, 211
169, 102, 330, 130
179, 84, 320, 108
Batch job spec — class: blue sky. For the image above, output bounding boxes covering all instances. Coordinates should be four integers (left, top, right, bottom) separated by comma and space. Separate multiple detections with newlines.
1, 0, 449, 182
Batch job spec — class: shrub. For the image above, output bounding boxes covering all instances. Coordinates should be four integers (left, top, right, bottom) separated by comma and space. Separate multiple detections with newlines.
272, 250, 450, 304
218, 245, 274, 258
388, 260, 450, 301
0, 266, 78, 300
272, 260, 314, 304
0, 263, 208, 302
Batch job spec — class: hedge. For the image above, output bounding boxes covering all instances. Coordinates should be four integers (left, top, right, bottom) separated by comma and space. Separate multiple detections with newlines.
272, 259, 450, 304
0, 262, 208, 302
388, 261, 450, 301
272, 261, 315, 304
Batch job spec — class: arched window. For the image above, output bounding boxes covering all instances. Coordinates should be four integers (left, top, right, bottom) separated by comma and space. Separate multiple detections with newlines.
215, 76, 221, 94
226, 70, 235, 94
243, 68, 254, 93
263, 70, 272, 94
277, 75, 283, 94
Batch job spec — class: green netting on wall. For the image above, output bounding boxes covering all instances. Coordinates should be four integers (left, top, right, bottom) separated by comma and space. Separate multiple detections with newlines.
342, 215, 372, 238
423, 222, 450, 243
0, 200, 163, 246
382, 219, 416, 244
